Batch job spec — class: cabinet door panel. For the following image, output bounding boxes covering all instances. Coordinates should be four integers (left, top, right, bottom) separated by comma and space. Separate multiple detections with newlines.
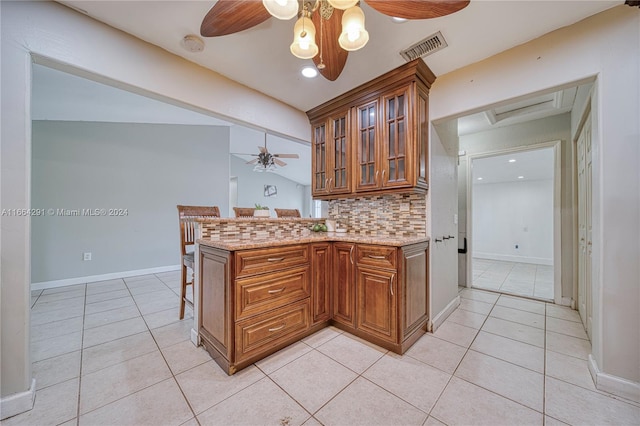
401, 244, 428, 336
355, 100, 380, 191
311, 243, 332, 324
200, 247, 232, 359
356, 266, 397, 343
333, 243, 356, 327
382, 86, 412, 188
312, 122, 328, 196
416, 84, 429, 189
329, 111, 351, 194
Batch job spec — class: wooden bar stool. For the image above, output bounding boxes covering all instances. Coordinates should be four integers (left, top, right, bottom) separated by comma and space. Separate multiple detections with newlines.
274, 208, 301, 218
177, 205, 220, 319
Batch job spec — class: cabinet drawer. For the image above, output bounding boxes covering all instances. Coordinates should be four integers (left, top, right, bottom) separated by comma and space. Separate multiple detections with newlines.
235, 245, 309, 277
235, 266, 310, 320
235, 299, 310, 363
356, 245, 397, 269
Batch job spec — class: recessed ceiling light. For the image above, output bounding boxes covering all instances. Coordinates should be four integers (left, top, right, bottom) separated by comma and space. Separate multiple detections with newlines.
477, 177, 483, 181
508, 159, 516, 163
392, 17, 408, 23
301, 66, 318, 78
518, 176, 524, 179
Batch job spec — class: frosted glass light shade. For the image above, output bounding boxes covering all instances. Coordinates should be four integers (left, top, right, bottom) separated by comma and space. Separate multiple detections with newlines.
327, 0, 358, 10
290, 16, 319, 59
338, 6, 369, 51
263, 0, 298, 20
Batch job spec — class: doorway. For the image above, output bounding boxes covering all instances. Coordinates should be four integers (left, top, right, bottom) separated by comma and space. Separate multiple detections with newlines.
467, 143, 561, 301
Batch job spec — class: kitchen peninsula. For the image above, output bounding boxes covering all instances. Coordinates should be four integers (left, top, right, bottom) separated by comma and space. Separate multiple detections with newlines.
194, 217, 429, 375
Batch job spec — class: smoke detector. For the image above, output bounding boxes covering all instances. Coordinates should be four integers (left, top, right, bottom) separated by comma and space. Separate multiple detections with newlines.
400, 31, 447, 62
181, 35, 205, 53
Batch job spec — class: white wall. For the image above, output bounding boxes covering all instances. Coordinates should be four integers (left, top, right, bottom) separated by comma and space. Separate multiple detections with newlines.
473, 179, 554, 265
431, 5, 640, 386
429, 120, 459, 328
0, 0, 310, 408
31, 121, 230, 284
230, 156, 307, 217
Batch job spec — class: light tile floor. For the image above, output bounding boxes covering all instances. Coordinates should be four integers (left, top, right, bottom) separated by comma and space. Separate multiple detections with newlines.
472, 258, 554, 300
6, 273, 639, 425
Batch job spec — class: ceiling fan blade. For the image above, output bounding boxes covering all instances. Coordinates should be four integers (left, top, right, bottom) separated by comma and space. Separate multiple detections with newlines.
246, 159, 259, 165
258, 145, 267, 153
201, 1, 272, 37
274, 158, 287, 167
273, 153, 299, 159
312, 8, 348, 81
364, 0, 470, 19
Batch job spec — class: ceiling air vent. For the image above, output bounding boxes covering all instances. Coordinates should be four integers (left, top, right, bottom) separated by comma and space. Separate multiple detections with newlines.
400, 31, 448, 62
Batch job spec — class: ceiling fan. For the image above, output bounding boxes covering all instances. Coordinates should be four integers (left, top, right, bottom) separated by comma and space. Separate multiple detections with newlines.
200, 0, 470, 81
232, 135, 300, 172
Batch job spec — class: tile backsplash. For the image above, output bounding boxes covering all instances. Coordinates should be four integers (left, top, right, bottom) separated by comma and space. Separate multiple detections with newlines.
328, 193, 427, 237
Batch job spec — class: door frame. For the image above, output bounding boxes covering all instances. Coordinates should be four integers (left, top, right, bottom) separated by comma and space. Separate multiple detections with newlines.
466, 140, 562, 304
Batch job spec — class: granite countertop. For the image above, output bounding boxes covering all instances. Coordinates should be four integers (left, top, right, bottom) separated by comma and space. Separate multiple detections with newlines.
197, 233, 430, 251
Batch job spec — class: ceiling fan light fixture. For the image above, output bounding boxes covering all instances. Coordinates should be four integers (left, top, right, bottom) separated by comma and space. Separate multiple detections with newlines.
338, 5, 369, 51
327, 0, 358, 10
290, 16, 319, 59
262, 0, 299, 20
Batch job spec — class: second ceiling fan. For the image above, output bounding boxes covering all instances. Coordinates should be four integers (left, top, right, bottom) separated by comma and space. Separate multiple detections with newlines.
200, 0, 470, 81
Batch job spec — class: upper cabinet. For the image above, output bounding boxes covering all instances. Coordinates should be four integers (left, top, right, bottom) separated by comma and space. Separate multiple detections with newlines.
307, 59, 435, 200
312, 109, 351, 196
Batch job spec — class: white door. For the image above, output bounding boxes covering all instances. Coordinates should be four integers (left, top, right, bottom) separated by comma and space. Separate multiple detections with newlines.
576, 113, 592, 338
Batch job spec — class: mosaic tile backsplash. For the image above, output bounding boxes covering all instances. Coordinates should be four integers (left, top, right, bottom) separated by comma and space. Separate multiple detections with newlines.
199, 218, 317, 240
328, 193, 427, 237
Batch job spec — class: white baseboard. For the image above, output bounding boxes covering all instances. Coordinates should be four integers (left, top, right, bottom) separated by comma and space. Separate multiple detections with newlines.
190, 327, 199, 346
31, 265, 181, 291
560, 297, 573, 308
588, 354, 640, 403
474, 252, 553, 266
431, 295, 461, 332
0, 379, 36, 420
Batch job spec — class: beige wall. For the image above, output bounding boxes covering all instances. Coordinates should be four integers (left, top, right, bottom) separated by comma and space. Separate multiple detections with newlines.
430, 5, 640, 386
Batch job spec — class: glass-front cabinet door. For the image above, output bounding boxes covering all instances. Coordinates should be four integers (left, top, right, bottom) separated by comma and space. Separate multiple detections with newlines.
329, 110, 351, 194
312, 121, 329, 196
382, 86, 411, 188
355, 99, 380, 192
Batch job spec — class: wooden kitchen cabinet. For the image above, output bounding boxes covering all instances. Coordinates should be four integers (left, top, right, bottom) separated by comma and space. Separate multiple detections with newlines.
307, 59, 435, 199
199, 244, 312, 374
332, 242, 356, 327
311, 109, 352, 196
310, 242, 331, 324
199, 239, 428, 374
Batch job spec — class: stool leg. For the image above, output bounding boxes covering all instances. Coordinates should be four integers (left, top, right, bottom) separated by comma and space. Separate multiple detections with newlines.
180, 263, 187, 319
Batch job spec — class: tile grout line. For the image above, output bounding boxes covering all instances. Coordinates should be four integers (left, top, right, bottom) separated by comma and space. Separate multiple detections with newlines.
124, 277, 201, 423
74, 283, 89, 425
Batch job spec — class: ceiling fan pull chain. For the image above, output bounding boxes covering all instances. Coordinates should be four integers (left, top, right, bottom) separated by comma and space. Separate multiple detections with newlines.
318, 2, 326, 70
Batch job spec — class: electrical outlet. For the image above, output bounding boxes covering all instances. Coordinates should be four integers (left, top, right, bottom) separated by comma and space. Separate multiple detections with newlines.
83, 252, 92, 261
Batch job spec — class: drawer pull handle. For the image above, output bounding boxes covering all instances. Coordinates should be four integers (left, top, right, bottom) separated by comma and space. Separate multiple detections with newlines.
268, 288, 286, 294
268, 324, 286, 332
267, 257, 285, 262
349, 246, 354, 265
368, 255, 387, 259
